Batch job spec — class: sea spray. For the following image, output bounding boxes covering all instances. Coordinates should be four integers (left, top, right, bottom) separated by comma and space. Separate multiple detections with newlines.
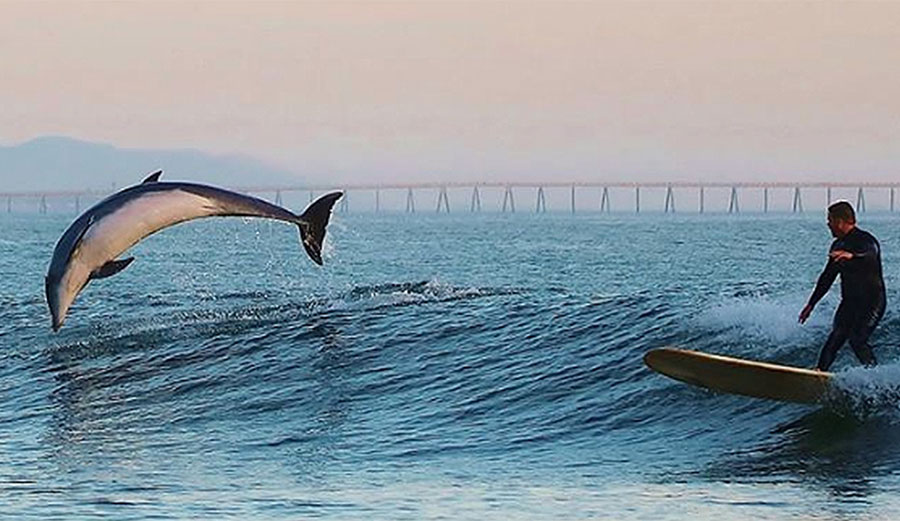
695, 295, 829, 355
827, 364, 900, 418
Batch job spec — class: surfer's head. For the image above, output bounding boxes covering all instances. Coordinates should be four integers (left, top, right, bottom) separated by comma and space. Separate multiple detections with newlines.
827, 200, 856, 238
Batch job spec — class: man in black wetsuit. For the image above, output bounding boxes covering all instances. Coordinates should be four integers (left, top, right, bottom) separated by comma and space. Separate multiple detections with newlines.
798, 201, 885, 371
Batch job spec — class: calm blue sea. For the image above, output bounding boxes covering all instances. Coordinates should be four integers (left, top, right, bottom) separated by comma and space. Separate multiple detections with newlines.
2, 210, 900, 520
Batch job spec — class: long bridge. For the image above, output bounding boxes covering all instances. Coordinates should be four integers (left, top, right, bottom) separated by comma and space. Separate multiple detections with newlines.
3, 181, 900, 214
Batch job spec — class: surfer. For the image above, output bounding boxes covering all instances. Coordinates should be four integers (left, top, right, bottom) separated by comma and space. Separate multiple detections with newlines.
798, 201, 885, 371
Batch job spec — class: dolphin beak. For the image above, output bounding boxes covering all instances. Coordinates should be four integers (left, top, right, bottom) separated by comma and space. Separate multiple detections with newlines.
45, 276, 66, 332
50, 308, 63, 332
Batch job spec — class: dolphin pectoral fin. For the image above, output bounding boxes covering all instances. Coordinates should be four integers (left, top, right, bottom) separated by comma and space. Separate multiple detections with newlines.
90, 257, 135, 280
142, 170, 163, 184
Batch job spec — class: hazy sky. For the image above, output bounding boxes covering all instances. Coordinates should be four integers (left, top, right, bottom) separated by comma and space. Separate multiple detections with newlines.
2, 1, 900, 184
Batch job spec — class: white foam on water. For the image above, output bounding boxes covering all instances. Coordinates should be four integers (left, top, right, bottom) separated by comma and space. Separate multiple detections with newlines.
696, 295, 831, 344
367, 279, 483, 307
830, 363, 900, 415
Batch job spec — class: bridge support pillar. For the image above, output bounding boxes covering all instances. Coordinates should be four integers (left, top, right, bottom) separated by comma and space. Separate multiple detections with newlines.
502, 186, 516, 213
436, 187, 450, 213
635, 187, 640, 214
793, 187, 803, 213
471, 186, 481, 212
664, 185, 675, 213
857, 187, 866, 213
600, 187, 610, 213
729, 187, 739, 214
536, 186, 546, 213
406, 188, 416, 213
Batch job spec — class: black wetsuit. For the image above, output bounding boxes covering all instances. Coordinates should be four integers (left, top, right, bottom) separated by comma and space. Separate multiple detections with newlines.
807, 227, 885, 371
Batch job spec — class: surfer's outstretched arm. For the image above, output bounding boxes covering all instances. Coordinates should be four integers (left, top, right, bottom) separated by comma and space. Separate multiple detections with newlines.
799, 259, 838, 323
808, 259, 838, 307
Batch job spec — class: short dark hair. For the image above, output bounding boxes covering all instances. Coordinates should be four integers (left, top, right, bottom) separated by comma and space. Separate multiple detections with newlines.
828, 200, 856, 223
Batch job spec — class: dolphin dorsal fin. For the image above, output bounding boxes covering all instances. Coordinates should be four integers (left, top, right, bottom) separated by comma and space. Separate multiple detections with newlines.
142, 170, 163, 184
90, 257, 135, 280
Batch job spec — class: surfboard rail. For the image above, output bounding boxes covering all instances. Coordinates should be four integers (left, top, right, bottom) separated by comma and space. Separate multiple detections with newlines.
644, 347, 833, 404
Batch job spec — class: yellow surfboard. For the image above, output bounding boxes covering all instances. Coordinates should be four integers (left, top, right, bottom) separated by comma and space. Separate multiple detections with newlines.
644, 347, 833, 404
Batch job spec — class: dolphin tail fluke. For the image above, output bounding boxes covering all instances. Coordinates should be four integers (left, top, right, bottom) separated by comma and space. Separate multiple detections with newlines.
297, 191, 342, 265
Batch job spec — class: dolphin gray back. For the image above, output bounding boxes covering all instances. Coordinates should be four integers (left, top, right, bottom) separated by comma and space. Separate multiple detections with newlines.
49, 181, 300, 271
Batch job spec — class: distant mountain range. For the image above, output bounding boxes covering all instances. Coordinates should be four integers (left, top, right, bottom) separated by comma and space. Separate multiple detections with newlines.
0, 136, 303, 192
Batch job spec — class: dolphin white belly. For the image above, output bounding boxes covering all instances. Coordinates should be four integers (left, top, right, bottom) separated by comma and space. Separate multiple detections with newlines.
78, 189, 220, 268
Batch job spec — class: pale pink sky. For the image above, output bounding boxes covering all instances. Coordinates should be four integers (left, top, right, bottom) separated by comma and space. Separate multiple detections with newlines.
2, 1, 900, 184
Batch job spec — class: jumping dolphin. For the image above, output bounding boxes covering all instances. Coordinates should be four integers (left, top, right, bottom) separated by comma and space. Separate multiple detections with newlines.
45, 171, 342, 331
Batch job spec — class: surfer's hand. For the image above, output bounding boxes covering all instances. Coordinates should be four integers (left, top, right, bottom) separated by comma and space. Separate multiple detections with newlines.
829, 250, 853, 263
798, 304, 813, 324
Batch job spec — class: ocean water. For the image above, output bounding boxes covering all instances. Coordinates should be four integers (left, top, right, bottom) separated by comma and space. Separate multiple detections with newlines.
2, 210, 900, 520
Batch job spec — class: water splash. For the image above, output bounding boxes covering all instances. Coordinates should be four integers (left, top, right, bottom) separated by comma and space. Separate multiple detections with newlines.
828, 364, 900, 417
696, 295, 830, 344
342, 279, 490, 307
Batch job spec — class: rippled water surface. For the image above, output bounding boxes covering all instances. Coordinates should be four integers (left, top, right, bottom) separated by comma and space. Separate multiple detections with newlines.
3, 211, 900, 520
